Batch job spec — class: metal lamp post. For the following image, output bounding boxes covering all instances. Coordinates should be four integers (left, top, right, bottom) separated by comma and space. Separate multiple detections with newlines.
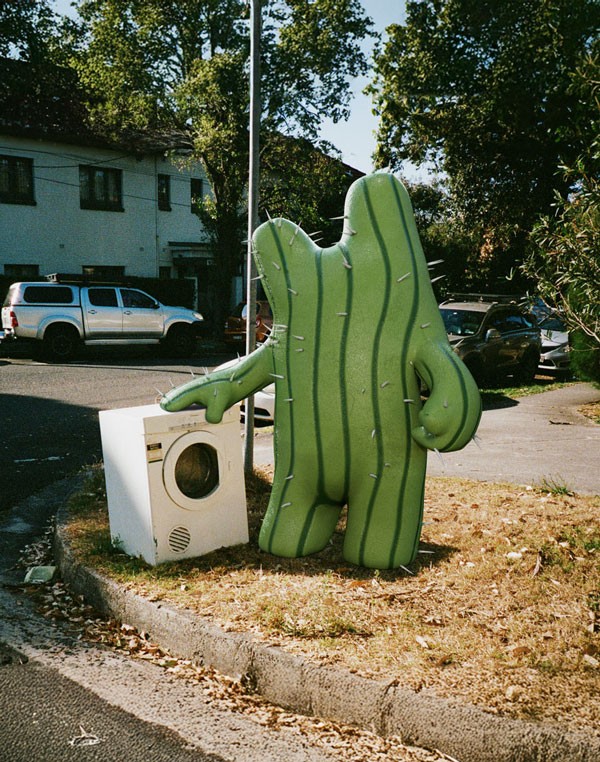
244, 0, 261, 473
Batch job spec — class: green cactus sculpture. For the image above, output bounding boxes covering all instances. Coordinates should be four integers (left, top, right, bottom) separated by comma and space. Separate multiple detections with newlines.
161, 173, 481, 569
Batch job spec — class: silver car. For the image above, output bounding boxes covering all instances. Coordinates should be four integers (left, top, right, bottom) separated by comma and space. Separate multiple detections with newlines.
538, 314, 570, 375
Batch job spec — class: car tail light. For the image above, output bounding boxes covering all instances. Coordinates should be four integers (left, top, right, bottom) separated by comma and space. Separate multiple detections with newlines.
9, 310, 18, 328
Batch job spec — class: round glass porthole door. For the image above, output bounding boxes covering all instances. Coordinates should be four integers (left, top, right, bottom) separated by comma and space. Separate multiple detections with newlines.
174, 443, 219, 498
163, 432, 220, 509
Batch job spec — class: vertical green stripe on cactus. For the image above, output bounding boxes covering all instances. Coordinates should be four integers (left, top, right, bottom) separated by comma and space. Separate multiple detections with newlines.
386, 173, 423, 567
295, 247, 325, 557
356, 179, 394, 567
312, 248, 325, 498
338, 242, 353, 499
297, 244, 353, 555
264, 221, 296, 553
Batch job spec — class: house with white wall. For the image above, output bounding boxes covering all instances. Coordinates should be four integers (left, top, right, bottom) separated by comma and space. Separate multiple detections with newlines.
0, 130, 222, 309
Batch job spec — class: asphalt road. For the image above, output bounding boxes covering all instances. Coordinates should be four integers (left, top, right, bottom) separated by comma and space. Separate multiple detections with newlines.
0, 345, 237, 513
0, 346, 362, 762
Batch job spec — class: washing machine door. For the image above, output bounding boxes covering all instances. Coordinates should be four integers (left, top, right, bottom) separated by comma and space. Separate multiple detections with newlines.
163, 430, 222, 510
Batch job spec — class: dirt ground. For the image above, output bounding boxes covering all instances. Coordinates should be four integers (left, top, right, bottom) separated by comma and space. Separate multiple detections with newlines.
64, 466, 600, 741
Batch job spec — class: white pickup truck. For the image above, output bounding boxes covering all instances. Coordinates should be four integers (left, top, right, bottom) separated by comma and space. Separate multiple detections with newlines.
1, 281, 206, 361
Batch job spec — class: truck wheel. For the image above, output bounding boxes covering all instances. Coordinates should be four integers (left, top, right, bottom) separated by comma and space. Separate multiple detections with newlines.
164, 325, 194, 357
43, 325, 80, 362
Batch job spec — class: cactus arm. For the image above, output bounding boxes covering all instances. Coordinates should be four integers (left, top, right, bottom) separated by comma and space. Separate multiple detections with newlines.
412, 341, 482, 452
159, 343, 275, 423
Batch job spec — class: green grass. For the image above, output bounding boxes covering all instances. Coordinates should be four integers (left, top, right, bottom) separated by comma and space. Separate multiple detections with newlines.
537, 476, 575, 496
480, 377, 573, 406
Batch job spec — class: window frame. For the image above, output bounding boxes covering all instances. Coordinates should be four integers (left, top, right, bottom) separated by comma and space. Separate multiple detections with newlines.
158, 173, 171, 211
82, 265, 125, 280
87, 288, 119, 308
190, 177, 203, 214
0, 155, 35, 205
79, 165, 124, 212
3, 264, 40, 279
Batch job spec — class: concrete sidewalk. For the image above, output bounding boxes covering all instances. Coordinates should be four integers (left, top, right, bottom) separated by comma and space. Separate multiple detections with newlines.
253, 383, 600, 494
55, 521, 600, 762
427, 383, 600, 494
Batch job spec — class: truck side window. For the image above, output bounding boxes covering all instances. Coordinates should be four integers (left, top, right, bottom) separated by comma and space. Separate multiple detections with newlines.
88, 288, 118, 307
23, 286, 73, 304
122, 289, 156, 309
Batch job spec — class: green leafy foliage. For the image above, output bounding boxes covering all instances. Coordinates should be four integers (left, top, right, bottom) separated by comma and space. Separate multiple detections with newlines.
370, 0, 600, 287
259, 133, 360, 246
0, 0, 57, 60
69, 0, 373, 333
522, 46, 600, 380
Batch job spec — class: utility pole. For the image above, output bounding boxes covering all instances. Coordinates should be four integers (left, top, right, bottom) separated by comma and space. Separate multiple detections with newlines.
244, 0, 261, 473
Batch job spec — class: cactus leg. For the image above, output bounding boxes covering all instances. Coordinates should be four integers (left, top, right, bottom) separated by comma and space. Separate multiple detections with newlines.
342, 458, 427, 569
258, 478, 342, 558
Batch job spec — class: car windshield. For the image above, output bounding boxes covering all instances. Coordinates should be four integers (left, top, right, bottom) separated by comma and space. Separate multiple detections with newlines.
439, 308, 484, 336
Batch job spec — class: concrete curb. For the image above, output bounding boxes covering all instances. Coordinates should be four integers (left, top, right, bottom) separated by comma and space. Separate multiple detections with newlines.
55, 508, 600, 762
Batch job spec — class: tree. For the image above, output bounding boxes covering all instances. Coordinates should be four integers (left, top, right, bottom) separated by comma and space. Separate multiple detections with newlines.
370, 0, 600, 287
522, 46, 600, 381
259, 133, 361, 247
71, 0, 373, 332
0, 1, 92, 137
0, 0, 56, 60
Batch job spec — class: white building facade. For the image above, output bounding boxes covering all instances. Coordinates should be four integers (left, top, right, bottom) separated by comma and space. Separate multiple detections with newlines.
0, 133, 217, 303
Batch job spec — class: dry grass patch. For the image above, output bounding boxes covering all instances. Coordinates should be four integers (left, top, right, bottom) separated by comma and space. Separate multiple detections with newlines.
66, 466, 600, 736
580, 400, 600, 424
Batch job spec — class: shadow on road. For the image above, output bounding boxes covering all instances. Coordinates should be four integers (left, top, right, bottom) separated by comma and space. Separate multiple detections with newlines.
0, 394, 101, 515
480, 392, 520, 411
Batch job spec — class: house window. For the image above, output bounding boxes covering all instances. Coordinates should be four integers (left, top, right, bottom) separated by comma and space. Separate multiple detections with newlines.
79, 165, 123, 211
159, 266, 171, 279
191, 178, 203, 214
4, 263, 40, 278
158, 174, 171, 211
0, 155, 35, 205
82, 265, 125, 280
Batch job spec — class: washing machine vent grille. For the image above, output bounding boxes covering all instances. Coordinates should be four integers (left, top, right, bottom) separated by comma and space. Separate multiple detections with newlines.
168, 525, 192, 553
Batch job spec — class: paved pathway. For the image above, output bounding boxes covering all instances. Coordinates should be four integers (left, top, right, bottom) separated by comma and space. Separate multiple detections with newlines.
254, 383, 600, 495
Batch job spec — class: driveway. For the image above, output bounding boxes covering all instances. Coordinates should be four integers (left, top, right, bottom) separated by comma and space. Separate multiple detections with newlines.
253, 383, 600, 495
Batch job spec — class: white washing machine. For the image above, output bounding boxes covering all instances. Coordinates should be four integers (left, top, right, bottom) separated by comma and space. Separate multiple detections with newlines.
99, 403, 248, 565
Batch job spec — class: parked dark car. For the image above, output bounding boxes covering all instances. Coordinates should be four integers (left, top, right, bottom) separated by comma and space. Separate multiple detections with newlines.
224, 301, 273, 346
438, 295, 541, 387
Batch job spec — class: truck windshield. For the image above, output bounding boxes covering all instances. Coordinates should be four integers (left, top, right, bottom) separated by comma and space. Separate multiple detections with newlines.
439, 308, 484, 336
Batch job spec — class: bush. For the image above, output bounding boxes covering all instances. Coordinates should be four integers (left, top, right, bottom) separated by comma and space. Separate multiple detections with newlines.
570, 331, 600, 384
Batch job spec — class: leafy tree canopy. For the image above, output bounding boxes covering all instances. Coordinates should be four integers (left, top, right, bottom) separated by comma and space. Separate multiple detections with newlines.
67, 0, 372, 331
370, 0, 600, 273
522, 44, 600, 379
0, 0, 56, 60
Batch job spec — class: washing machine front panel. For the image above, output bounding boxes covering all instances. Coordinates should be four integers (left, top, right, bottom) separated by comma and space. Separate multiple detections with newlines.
101, 403, 247, 565
162, 429, 224, 510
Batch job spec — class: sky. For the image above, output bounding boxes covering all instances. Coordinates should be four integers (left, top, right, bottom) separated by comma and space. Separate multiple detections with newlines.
52, 0, 409, 176
318, 1, 406, 174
